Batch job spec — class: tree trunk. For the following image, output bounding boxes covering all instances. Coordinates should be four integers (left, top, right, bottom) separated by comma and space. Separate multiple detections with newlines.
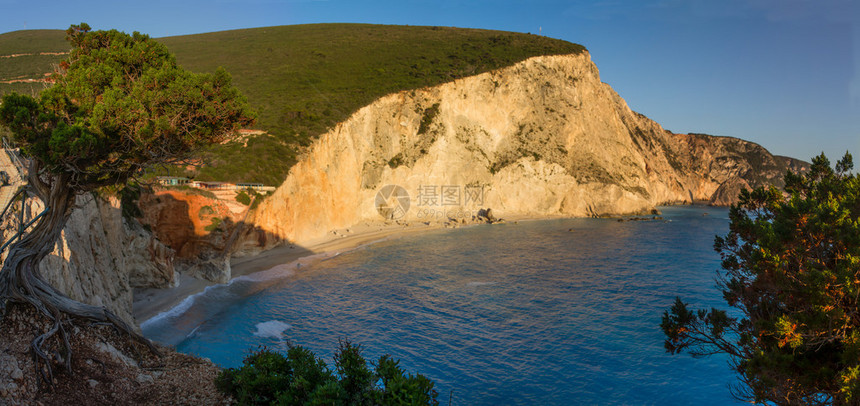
0, 168, 158, 386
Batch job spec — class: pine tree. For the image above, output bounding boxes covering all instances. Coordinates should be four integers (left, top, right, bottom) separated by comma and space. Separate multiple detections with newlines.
0, 23, 254, 382
662, 152, 860, 404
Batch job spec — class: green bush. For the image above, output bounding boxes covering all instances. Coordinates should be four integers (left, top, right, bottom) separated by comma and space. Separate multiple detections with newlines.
417, 103, 440, 136
235, 190, 252, 206
205, 217, 223, 232
215, 340, 438, 405
118, 183, 144, 221
199, 205, 216, 217
249, 193, 266, 210
237, 188, 268, 208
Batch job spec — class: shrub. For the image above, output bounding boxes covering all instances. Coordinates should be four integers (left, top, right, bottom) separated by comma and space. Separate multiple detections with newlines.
249, 194, 265, 210
235, 190, 252, 206
387, 154, 404, 169
205, 217, 223, 233
417, 103, 440, 136
199, 205, 216, 217
214, 349, 294, 405
216, 340, 438, 405
118, 183, 143, 221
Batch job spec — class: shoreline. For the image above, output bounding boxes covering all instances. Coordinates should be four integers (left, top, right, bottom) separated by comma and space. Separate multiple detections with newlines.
133, 220, 450, 324
132, 205, 704, 326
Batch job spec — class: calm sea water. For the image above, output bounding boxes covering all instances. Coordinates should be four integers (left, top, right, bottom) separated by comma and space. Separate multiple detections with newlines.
143, 206, 741, 405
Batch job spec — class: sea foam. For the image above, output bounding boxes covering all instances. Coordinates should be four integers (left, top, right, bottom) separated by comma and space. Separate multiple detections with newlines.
253, 320, 292, 338
140, 289, 199, 330
141, 259, 307, 330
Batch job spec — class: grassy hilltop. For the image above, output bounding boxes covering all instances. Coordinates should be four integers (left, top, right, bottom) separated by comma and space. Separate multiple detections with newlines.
0, 30, 68, 97
0, 24, 585, 185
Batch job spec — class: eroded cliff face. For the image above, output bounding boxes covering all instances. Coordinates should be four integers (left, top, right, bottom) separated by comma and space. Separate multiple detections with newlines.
137, 190, 234, 283
253, 52, 804, 244
1, 194, 175, 328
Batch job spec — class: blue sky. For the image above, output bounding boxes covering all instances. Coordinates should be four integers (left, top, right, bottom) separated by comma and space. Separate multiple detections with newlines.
1, 0, 858, 163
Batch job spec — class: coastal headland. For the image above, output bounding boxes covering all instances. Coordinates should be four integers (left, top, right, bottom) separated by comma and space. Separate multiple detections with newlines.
0, 24, 809, 404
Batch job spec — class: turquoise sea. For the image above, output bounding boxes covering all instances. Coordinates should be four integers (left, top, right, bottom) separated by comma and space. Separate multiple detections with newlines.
143, 205, 740, 405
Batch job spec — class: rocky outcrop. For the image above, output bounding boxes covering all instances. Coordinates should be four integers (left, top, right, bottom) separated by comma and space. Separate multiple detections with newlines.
181, 254, 231, 284
0, 304, 228, 405
137, 190, 234, 283
708, 177, 752, 206
1, 194, 175, 327
137, 191, 229, 258
252, 52, 805, 245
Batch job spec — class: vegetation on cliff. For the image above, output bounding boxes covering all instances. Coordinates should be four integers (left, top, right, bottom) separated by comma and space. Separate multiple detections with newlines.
0, 24, 586, 185
662, 153, 860, 404
0, 23, 253, 385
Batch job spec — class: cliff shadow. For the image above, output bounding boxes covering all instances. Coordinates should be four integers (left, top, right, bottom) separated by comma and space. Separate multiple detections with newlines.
135, 189, 320, 280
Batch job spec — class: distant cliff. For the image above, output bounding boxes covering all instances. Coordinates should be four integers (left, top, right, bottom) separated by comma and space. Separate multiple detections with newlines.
252, 52, 805, 244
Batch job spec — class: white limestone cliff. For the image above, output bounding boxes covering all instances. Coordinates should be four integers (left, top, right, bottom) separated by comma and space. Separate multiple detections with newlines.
252, 52, 804, 245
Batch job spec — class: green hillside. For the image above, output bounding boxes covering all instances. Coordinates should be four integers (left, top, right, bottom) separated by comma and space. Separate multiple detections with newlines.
0, 24, 586, 185
0, 30, 68, 97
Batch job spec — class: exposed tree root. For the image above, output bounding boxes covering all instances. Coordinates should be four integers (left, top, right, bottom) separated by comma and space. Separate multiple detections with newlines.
1, 302, 230, 404
3, 258, 162, 388
3, 269, 162, 389
1, 173, 160, 389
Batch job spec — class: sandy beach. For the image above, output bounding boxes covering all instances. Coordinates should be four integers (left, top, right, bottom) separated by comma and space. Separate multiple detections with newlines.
132, 220, 448, 324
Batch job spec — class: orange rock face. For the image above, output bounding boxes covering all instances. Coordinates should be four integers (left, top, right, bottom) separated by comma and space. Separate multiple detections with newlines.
138, 190, 233, 258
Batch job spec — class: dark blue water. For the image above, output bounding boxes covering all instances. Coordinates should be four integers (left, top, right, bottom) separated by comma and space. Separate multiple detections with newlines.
143, 206, 740, 405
